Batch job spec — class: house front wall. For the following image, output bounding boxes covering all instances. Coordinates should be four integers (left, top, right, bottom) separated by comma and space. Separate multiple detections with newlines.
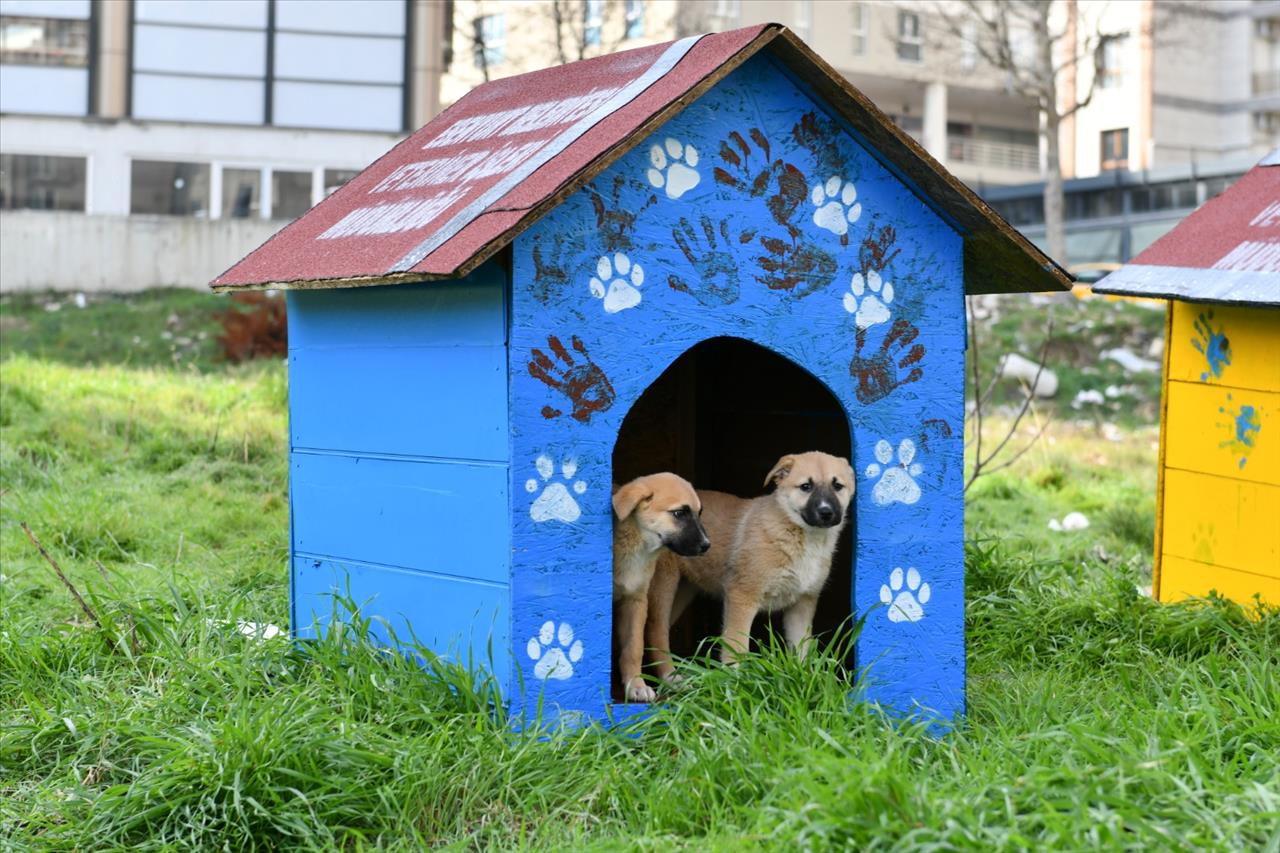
1157, 301, 1280, 606
508, 54, 967, 724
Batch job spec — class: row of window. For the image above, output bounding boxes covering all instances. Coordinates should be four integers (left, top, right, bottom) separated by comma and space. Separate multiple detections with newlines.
472, 0, 646, 69
0, 153, 358, 218
990, 173, 1233, 227
1, 1, 409, 131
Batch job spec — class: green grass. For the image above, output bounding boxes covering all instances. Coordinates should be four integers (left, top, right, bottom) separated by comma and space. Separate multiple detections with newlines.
0, 289, 229, 371
3, 291, 1278, 850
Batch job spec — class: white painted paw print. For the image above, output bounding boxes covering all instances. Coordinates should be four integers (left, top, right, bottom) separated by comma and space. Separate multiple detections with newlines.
880, 567, 930, 623
527, 620, 583, 680
526, 455, 587, 523
811, 176, 862, 236
647, 137, 701, 200
588, 252, 644, 314
843, 269, 894, 329
865, 438, 923, 506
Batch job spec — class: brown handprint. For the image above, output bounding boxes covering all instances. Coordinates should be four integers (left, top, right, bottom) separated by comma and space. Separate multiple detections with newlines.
859, 224, 901, 276
793, 111, 854, 179
667, 215, 743, 306
528, 334, 616, 423
850, 319, 926, 404
756, 234, 837, 296
531, 232, 583, 306
589, 174, 656, 253
713, 128, 807, 234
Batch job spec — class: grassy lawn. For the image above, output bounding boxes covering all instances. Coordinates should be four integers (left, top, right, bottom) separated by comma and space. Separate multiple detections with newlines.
2, 291, 1277, 850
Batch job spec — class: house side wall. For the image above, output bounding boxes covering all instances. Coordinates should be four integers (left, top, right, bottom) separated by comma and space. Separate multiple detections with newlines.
286, 261, 512, 687
1159, 301, 1280, 607
507, 54, 966, 723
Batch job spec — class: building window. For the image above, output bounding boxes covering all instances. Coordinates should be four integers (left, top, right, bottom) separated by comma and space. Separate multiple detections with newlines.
960, 20, 977, 71
850, 3, 867, 56
0, 153, 86, 211
706, 0, 747, 32
584, 0, 604, 47
897, 11, 922, 62
130, 160, 212, 217
625, 0, 645, 40
473, 14, 505, 68
0, 16, 88, 66
792, 0, 813, 41
222, 168, 262, 219
324, 168, 360, 196
1099, 34, 1128, 89
272, 170, 313, 220
1100, 128, 1129, 171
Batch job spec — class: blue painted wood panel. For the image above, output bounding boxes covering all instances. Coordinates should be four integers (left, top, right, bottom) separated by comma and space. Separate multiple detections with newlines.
506, 53, 967, 725
293, 556, 510, 686
292, 452, 509, 583
288, 263, 505, 351
289, 345, 507, 460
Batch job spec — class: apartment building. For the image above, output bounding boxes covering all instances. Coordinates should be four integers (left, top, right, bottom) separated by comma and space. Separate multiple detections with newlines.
0, 0, 449, 220
1061, 0, 1279, 177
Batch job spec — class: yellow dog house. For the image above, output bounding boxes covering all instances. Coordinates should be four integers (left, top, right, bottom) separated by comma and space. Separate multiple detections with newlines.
1096, 152, 1279, 607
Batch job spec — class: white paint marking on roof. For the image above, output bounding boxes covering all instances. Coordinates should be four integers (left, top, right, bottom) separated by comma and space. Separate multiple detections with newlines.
389, 34, 704, 272
1248, 201, 1280, 228
1213, 239, 1280, 272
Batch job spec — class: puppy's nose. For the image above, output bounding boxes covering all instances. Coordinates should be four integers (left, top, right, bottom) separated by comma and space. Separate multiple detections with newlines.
698, 538, 711, 554
816, 504, 836, 523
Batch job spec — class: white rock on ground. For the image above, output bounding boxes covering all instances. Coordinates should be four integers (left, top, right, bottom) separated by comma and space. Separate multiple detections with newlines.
998, 352, 1059, 398
1101, 348, 1160, 373
1073, 389, 1105, 408
1048, 512, 1091, 532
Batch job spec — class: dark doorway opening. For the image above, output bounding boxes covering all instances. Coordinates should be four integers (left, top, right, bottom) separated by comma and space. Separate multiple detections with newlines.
611, 337, 854, 701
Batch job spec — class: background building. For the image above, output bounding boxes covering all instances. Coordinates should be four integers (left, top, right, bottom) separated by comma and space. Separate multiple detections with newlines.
2, 0, 1276, 289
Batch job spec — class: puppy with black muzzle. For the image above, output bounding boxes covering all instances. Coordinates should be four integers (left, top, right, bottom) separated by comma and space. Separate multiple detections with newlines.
612, 473, 710, 702
646, 451, 854, 679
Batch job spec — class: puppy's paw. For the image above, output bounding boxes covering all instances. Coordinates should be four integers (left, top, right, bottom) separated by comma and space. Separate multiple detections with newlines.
662, 672, 685, 687
625, 678, 657, 703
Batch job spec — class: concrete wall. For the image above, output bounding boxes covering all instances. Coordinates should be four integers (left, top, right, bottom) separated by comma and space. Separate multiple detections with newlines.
0, 211, 281, 292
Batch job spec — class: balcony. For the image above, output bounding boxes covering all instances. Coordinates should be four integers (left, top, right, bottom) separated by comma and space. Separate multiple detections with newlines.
1253, 70, 1280, 96
947, 137, 1040, 173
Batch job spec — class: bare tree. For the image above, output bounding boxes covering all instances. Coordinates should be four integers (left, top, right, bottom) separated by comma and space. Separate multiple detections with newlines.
549, 0, 625, 64
964, 298, 1054, 491
932, 0, 1133, 265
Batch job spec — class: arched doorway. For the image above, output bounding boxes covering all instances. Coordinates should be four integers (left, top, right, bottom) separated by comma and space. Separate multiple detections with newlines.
611, 337, 854, 699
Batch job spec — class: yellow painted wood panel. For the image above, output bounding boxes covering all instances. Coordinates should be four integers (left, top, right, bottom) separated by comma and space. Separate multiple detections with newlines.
1161, 468, 1280, 579
1159, 554, 1279, 608
1164, 381, 1278, 485
1168, 302, 1280, 392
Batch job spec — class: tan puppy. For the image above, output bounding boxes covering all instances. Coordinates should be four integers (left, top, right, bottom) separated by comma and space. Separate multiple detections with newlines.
612, 473, 709, 702
646, 451, 854, 678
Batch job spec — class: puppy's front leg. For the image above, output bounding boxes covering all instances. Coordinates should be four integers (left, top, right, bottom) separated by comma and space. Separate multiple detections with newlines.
782, 595, 818, 660
616, 593, 655, 702
645, 560, 681, 684
720, 590, 758, 665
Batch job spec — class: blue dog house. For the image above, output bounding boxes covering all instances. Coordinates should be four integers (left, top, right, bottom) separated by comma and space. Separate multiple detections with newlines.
214, 24, 1067, 724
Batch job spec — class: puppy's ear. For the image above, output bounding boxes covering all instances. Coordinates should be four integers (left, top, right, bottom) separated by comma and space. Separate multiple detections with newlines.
764, 455, 795, 489
612, 480, 652, 520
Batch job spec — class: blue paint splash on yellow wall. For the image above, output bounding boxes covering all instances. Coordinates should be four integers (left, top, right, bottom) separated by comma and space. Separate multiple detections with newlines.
1217, 394, 1262, 468
1192, 310, 1232, 381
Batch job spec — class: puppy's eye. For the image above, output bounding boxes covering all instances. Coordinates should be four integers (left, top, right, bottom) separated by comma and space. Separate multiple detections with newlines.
799, 481, 813, 492
670, 507, 690, 520
832, 480, 844, 492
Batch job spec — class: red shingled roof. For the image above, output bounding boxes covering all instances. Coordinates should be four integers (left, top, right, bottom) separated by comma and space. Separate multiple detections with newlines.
1094, 152, 1280, 306
212, 24, 1069, 296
